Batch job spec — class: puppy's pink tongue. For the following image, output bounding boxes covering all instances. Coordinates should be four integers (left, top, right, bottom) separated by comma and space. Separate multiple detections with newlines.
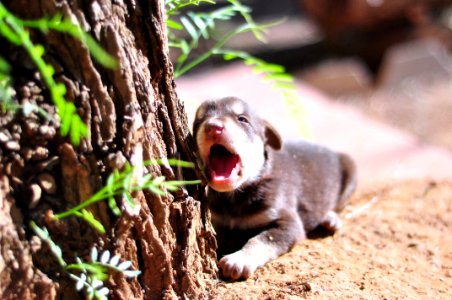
210, 153, 240, 181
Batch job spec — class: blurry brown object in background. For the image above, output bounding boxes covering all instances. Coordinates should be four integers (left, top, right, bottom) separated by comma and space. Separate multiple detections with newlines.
301, 0, 452, 71
302, 0, 452, 36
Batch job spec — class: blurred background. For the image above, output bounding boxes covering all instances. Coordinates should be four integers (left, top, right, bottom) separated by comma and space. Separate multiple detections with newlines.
172, 0, 452, 187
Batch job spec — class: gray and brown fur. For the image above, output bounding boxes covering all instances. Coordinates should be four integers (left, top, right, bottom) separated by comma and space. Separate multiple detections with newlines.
193, 97, 357, 280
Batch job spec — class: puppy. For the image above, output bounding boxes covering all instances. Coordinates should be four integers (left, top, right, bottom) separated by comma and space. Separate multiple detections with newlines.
192, 97, 357, 280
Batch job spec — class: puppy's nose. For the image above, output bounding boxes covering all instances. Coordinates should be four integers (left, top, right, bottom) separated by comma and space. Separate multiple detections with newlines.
205, 120, 224, 137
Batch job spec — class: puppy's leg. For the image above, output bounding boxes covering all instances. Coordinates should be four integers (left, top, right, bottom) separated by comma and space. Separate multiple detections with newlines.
314, 154, 355, 236
335, 153, 357, 212
218, 211, 304, 280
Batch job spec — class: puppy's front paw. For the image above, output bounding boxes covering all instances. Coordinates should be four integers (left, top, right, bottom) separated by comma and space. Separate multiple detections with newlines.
320, 211, 342, 233
218, 250, 259, 280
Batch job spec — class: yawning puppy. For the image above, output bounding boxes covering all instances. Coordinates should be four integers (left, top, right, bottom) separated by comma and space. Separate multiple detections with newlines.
193, 97, 357, 280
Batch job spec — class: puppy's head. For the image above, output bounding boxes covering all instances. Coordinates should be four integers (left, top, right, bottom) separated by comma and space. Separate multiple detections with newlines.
193, 97, 281, 192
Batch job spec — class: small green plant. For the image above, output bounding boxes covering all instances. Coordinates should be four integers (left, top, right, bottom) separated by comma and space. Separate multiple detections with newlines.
31, 159, 197, 298
53, 159, 201, 233
0, 3, 117, 145
166, 0, 311, 137
220, 49, 297, 100
31, 221, 140, 300
166, 0, 268, 78
30, 158, 197, 299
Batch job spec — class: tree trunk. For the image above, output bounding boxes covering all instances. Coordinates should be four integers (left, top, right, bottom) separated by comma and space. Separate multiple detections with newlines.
0, 0, 217, 299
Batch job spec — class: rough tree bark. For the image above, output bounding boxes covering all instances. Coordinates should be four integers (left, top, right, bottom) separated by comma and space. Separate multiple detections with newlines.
0, 0, 217, 299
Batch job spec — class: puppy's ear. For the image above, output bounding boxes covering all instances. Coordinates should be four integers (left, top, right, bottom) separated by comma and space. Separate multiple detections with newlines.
264, 121, 282, 150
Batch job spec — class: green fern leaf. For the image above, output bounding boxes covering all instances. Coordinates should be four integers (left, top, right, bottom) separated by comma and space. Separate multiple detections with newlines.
180, 16, 199, 45
167, 19, 183, 30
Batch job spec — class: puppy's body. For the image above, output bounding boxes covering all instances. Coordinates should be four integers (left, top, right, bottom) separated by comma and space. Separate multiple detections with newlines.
193, 97, 356, 280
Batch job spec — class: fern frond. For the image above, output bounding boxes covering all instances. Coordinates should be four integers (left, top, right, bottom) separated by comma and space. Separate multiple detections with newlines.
0, 3, 118, 146
219, 49, 311, 137
166, 0, 215, 17
227, 0, 266, 42
167, 0, 291, 79
31, 222, 140, 300
53, 159, 201, 232
17, 14, 117, 69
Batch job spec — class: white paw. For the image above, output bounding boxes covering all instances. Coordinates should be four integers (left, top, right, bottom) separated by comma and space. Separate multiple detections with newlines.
218, 250, 260, 280
321, 211, 342, 232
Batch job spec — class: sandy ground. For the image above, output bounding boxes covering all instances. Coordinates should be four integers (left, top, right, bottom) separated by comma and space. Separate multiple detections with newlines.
206, 180, 452, 299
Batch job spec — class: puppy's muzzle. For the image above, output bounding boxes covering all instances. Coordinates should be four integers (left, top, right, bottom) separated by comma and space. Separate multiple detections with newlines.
198, 118, 244, 192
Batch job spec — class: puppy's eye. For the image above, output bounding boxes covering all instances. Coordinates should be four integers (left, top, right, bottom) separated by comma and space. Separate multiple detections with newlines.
237, 115, 249, 123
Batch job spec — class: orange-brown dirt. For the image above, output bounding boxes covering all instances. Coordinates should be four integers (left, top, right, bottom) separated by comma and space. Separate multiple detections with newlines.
206, 180, 452, 299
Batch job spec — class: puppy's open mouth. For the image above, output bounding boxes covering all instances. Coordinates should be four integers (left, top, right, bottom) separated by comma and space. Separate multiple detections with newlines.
208, 144, 241, 182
